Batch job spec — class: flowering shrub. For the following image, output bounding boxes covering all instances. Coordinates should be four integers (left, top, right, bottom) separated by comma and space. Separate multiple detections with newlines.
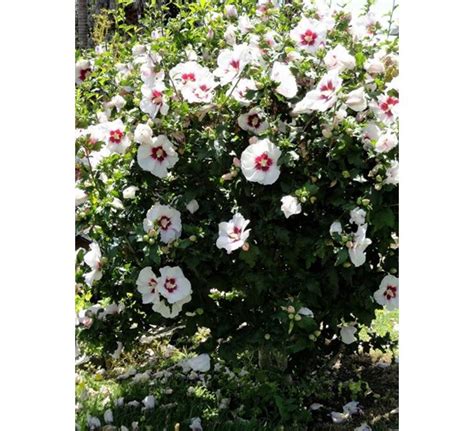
76, 0, 399, 366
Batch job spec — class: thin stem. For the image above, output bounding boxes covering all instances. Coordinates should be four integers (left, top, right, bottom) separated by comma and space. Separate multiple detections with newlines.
387, 0, 397, 37
221, 67, 247, 109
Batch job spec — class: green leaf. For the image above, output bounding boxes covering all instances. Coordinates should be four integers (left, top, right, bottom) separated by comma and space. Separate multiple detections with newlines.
335, 248, 349, 266
239, 245, 260, 268
372, 207, 395, 231
355, 52, 367, 68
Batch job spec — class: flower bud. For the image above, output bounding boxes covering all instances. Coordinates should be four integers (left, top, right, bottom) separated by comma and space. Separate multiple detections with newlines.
123, 185, 139, 199
288, 313, 295, 320
287, 305, 295, 314
189, 235, 197, 242
342, 170, 350, 178
322, 128, 332, 138
242, 242, 250, 252
186, 199, 199, 214
343, 261, 352, 268
148, 238, 155, 245
232, 157, 241, 167
374, 183, 382, 191
294, 314, 302, 321
221, 173, 233, 181
362, 198, 370, 206
310, 196, 316, 204
264, 333, 271, 340
345, 241, 353, 248
148, 228, 157, 238
309, 334, 316, 341
224, 4, 238, 18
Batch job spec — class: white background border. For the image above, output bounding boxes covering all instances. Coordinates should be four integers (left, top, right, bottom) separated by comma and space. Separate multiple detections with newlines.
0, 0, 473, 429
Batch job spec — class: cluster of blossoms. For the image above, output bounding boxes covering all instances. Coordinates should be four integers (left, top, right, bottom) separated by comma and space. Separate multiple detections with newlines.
136, 265, 192, 318
75, 0, 398, 354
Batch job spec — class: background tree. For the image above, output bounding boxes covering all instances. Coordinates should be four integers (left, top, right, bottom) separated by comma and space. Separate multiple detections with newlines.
77, 0, 89, 49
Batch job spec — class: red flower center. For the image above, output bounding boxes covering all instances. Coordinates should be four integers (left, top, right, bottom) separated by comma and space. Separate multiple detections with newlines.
151, 90, 163, 104
320, 80, 335, 92
158, 216, 171, 230
255, 152, 273, 171
300, 29, 317, 46
79, 68, 91, 81
151, 146, 167, 162
380, 97, 398, 116
384, 285, 397, 300
229, 226, 242, 241
148, 278, 158, 287
181, 72, 196, 83
247, 114, 261, 129
164, 277, 177, 293
230, 59, 240, 70
109, 129, 123, 143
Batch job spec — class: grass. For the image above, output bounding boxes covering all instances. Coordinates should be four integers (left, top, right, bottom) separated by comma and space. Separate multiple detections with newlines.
76, 310, 398, 430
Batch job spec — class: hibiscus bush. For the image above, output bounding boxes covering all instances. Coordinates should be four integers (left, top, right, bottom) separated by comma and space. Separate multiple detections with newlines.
76, 0, 399, 371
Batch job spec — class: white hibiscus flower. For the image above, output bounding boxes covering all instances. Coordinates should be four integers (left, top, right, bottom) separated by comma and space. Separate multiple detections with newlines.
170, 61, 217, 103
374, 132, 398, 153
104, 95, 126, 114
360, 123, 381, 148
152, 294, 192, 318
103, 119, 130, 154
136, 267, 160, 304
214, 43, 257, 85
228, 78, 257, 105
84, 242, 103, 287
348, 224, 372, 267
371, 94, 399, 124
140, 80, 169, 118
224, 4, 238, 18
181, 73, 218, 104
270, 61, 298, 99
349, 207, 366, 226
240, 139, 281, 185
156, 266, 192, 304
75, 59, 92, 85
216, 213, 251, 254
237, 108, 269, 135
280, 195, 302, 218
134, 123, 153, 145
143, 204, 182, 243
137, 135, 178, 178
324, 44, 355, 72
292, 71, 342, 114
374, 274, 399, 310
290, 16, 327, 54
385, 160, 399, 185
346, 87, 367, 112
256, 0, 279, 17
